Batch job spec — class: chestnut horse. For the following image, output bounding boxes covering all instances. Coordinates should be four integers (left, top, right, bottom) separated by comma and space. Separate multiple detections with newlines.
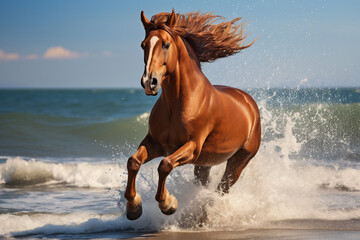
124, 10, 261, 220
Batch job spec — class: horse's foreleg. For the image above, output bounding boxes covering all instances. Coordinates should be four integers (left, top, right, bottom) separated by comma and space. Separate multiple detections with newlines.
156, 141, 197, 215
217, 148, 254, 194
125, 135, 162, 220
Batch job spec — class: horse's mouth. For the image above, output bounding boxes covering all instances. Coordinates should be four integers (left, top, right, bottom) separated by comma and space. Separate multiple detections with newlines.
145, 90, 158, 96
146, 92, 158, 96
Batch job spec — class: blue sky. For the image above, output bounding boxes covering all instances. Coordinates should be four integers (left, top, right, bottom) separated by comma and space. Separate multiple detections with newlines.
0, 0, 359, 88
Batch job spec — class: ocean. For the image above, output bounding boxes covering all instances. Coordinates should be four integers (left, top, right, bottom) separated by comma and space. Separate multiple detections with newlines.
0, 88, 359, 239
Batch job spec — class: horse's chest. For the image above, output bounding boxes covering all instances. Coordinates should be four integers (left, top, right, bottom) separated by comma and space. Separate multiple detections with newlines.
149, 114, 189, 155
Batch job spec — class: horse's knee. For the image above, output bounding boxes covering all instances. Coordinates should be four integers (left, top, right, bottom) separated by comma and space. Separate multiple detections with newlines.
127, 156, 141, 173
158, 158, 173, 176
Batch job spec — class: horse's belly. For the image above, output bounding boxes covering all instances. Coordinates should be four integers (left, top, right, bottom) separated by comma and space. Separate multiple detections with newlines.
193, 125, 248, 166
194, 150, 236, 166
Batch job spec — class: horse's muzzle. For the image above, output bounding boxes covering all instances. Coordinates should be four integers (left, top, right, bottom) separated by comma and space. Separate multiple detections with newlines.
142, 77, 159, 96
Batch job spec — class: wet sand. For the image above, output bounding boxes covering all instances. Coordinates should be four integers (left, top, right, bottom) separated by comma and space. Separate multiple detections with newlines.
64, 229, 360, 240
145, 230, 360, 240
18, 218, 360, 239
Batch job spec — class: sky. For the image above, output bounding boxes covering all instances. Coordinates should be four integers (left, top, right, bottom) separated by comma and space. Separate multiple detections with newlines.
0, 0, 359, 88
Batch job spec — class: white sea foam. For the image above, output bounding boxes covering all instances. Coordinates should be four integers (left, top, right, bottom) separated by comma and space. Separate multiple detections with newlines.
1, 152, 360, 237
0, 157, 127, 188
136, 112, 150, 125
0, 212, 119, 237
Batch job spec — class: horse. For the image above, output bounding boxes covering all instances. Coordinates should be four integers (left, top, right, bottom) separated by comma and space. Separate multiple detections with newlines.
124, 10, 261, 220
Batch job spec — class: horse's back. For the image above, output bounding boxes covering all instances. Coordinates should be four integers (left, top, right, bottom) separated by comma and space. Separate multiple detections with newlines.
214, 85, 258, 112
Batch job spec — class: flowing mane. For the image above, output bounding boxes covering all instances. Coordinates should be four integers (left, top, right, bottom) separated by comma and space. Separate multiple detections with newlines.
148, 11, 254, 63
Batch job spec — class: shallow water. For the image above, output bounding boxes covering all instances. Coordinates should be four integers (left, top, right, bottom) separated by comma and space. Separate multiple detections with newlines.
0, 88, 359, 238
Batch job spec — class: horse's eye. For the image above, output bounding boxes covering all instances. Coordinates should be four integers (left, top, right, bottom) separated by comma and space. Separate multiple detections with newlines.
163, 42, 170, 50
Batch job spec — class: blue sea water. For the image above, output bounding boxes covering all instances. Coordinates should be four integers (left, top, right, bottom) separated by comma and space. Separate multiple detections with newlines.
0, 88, 359, 238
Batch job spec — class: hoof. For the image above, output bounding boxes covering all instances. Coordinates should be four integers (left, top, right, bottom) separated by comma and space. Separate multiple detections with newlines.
126, 193, 142, 220
159, 194, 178, 215
126, 202, 142, 220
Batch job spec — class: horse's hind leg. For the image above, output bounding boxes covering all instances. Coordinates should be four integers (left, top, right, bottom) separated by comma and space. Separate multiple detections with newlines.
194, 166, 211, 186
193, 166, 212, 226
217, 148, 255, 194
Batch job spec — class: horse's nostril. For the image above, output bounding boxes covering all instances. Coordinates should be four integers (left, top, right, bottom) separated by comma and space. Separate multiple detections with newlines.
152, 78, 158, 86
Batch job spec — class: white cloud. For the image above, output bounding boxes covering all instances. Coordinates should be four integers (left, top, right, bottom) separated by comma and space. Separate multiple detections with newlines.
102, 51, 112, 57
0, 47, 89, 61
0, 49, 19, 61
43, 46, 85, 59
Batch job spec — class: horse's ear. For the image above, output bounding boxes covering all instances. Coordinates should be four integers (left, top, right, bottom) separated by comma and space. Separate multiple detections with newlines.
141, 11, 150, 32
166, 10, 176, 27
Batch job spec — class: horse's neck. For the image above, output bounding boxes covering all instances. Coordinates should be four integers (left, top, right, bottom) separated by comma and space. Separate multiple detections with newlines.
161, 38, 211, 110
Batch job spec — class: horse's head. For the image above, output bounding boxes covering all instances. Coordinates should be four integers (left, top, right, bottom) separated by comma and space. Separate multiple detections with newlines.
140, 10, 178, 96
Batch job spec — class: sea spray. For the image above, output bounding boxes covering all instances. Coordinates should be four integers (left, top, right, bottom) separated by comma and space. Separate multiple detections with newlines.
112, 96, 360, 230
